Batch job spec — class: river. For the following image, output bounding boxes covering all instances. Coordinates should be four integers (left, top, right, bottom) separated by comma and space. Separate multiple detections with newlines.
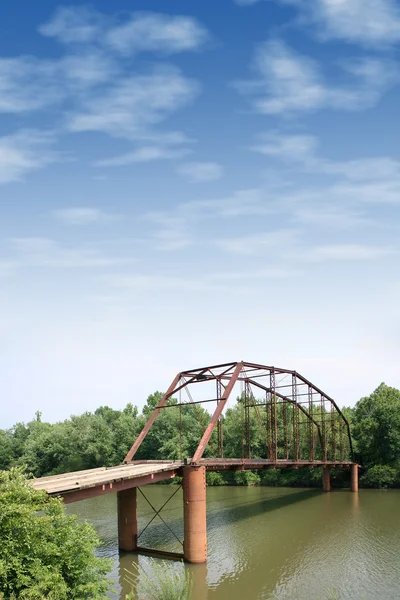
68, 485, 400, 600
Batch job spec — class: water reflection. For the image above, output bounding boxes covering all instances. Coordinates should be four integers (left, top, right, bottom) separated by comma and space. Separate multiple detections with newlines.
68, 486, 400, 600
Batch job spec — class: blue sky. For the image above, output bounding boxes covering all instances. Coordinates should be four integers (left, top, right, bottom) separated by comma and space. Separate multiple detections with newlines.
1, 0, 400, 426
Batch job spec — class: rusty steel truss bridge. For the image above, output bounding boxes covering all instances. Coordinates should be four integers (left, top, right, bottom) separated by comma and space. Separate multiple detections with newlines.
34, 361, 358, 563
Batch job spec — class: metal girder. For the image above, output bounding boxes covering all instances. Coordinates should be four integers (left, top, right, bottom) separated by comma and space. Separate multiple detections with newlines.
123, 361, 354, 465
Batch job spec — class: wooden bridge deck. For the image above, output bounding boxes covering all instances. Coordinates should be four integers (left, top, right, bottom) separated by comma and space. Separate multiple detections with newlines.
32, 462, 183, 503
32, 458, 354, 504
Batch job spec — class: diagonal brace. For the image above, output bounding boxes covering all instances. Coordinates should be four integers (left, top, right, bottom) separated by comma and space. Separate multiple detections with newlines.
137, 486, 183, 547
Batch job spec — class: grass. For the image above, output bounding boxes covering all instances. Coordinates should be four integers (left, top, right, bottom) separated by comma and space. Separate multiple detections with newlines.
124, 559, 193, 600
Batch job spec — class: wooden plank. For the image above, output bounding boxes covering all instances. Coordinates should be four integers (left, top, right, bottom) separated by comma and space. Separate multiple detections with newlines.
32, 463, 181, 494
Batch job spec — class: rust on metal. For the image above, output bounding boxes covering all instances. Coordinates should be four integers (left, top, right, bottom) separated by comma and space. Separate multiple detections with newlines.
124, 361, 355, 467
183, 466, 207, 564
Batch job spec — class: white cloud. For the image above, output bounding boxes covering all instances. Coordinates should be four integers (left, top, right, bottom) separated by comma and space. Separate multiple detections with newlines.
52, 207, 115, 225
217, 230, 298, 255
95, 145, 190, 167
10, 237, 124, 268
61, 53, 116, 86
0, 57, 61, 113
177, 161, 223, 182
253, 132, 400, 189
39, 7, 208, 55
0, 131, 55, 184
253, 132, 319, 163
0, 52, 119, 114
309, 244, 395, 261
39, 6, 104, 44
67, 67, 199, 139
0, 8, 205, 180
106, 12, 208, 56
237, 40, 398, 115
216, 230, 394, 263
282, 0, 400, 46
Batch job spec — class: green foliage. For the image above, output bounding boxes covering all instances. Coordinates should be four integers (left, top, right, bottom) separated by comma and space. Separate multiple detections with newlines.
0, 430, 13, 471
0, 467, 111, 599
125, 560, 193, 600
353, 383, 400, 467
361, 464, 398, 488
2, 381, 400, 488
206, 472, 225, 486
234, 470, 261, 486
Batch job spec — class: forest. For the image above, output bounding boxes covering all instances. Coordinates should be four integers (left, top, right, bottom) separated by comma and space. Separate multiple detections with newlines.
1, 383, 399, 489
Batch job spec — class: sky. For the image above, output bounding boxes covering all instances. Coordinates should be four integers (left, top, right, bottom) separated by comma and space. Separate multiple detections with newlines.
1, 0, 400, 427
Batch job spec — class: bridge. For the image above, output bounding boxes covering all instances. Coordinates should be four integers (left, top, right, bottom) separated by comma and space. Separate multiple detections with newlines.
33, 361, 358, 563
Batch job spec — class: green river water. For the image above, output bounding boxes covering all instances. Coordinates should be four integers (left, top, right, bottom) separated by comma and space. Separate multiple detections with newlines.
68, 486, 400, 600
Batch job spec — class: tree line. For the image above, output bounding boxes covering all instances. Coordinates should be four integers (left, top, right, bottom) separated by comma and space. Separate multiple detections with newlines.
1, 383, 399, 488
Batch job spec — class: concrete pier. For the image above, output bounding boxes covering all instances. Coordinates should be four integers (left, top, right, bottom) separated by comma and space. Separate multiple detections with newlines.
183, 466, 207, 564
323, 466, 331, 492
118, 488, 138, 551
351, 464, 359, 492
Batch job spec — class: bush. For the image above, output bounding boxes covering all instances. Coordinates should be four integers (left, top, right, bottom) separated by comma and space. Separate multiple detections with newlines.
125, 560, 192, 600
361, 464, 397, 488
0, 468, 111, 599
234, 470, 261, 486
206, 472, 225, 486
260, 469, 281, 486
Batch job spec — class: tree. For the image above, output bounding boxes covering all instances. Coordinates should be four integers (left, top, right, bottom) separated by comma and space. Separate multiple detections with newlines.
353, 383, 400, 468
0, 468, 111, 599
0, 430, 13, 471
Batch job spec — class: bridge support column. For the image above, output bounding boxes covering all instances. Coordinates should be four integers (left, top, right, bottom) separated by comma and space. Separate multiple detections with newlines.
323, 466, 331, 492
118, 488, 138, 552
351, 464, 358, 492
183, 466, 207, 564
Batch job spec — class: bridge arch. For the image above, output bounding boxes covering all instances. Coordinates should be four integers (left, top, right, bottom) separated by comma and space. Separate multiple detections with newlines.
125, 361, 353, 466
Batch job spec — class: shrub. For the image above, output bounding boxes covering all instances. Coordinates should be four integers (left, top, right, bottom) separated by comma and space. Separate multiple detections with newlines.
125, 560, 192, 600
206, 472, 225, 486
234, 470, 261, 486
260, 469, 281, 486
0, 468, 111, 599
361, 464, 397, 488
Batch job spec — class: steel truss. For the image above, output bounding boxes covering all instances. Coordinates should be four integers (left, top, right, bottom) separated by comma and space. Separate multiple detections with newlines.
124, 361, 354, 466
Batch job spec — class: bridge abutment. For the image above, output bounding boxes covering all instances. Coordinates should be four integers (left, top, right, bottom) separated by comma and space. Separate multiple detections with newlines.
118, 488, 138, 552
351, 464, 358, 492
183, 466, 207, 564
323, 466, 331, 492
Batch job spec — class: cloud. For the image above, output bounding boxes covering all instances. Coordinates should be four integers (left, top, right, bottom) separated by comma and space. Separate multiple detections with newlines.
309, 244, 395, 261
52, 207, 116, 225
216, 229, 298, 256
177, 161, 223, 182
253, 132, 319, 163
281, 0, 400, 46
39, 7, 208, 55
236, 40, 398, 115
106, 264, 298, 296
0, 57, 61, 113
106, 12, 208, 56
0, 52, 119, 114
60, 52, 117, 87
67, 67, 199, 139
39, 6, 104, 44
0, 8, 206, 182
95, 145, 190, 167
10, 237, 125, 268
0, 131, 55, 184
253, 132, 400, 187
216, 230, 394, 263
